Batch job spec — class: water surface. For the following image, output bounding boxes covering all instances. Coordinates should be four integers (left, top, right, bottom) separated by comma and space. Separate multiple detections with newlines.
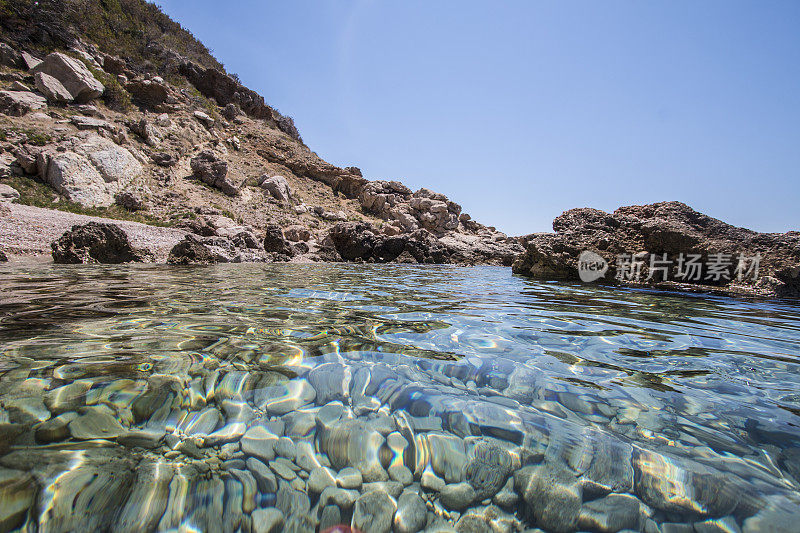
1, 263, 799, 532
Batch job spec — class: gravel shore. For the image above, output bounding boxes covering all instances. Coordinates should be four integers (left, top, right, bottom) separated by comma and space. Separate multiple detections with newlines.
0, 203, 187, 262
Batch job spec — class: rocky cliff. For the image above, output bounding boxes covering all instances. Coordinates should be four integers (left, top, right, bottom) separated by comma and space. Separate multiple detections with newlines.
0, 0, 520, 265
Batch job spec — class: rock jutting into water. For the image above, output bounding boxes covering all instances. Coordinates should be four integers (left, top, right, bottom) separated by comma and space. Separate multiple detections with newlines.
513, 201, 800, 298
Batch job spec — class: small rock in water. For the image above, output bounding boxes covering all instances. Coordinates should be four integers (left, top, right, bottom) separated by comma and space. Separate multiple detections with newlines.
69, 406, 124, 440
230, 468, 259, 513
270, 459, 297, 481
276, 480, 311, 517
633, 449, 740, 517
117, 428, 165, 449
394, 491, 428, 533
35, 411, 78, 443
307, 362, 351, 404
363, 480, 404, 499
241, 425, 279, 462
0, 468, 37, 533
464, 439, 514, 500
427, 432, 468, 483
352, 489, 397, 533
319, 486, 359, 510
203, 422, 246, 447
515, 461, 582, 533
580, 438, 634, 496
181, 406, 222, 437
221, 399, 257, 423
491, 477, 519, 510
44, 381, 92, 414
247, 457, 278, 493
389, 464, 414, 485
114, 459, 174, 533
274, 436, 297, 459
308, 466, 337, 494
439, 482, 476, 511
318, 418, 389, 482
319, 504, 342, 530
255, 379, 316, 415
577, 492, 652, 533
3, 395, 50, 425
420, 470, 446, 492
337, 467, 363, 490
251, 507, 285, 533
694, 515, 742, 533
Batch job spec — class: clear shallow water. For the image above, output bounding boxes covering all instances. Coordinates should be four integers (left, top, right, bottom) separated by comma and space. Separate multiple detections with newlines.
0, 263, 799, 532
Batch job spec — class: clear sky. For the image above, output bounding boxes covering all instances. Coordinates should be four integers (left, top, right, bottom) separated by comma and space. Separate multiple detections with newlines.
156, 1, 799, 236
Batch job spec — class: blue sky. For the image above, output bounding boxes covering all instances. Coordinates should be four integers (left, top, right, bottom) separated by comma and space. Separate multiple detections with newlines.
156, 1, 799, 235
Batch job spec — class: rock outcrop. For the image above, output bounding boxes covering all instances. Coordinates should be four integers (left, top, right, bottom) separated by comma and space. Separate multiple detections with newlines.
0, 184, 20, 202
167, 234, 217, 265
0, 90, 47, 116
328, 221, 521, 265
51, 222, 151, 263
189, 151, 238, 196
259, 175, 292, 204
34, 71, 73, 103
513, 201, 800, 298
35, 134, 143, 207
32, 52, 104, 102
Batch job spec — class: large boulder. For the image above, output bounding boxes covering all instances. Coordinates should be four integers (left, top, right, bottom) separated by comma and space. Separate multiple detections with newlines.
190, 151, 238, 196
51, 222, 151, 264
125, 78, 169, 108
259, 175, 292, 204
263, 224, 293, 256
21, 51, 42, 70
0, 184, 20, 203
37, 134, 143, 207
0, 90, 47, 116
32, 52, 104, 102
34, 72, 73, 103
329, 222, 407, 263
167, 234, 217, 265
513, 201, 800, 298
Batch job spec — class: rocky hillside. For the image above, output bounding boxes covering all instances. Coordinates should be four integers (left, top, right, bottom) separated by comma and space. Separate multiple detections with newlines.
0, 0, 520, 265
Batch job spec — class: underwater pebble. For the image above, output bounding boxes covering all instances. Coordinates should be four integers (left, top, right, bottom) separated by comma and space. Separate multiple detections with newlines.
353, 489, 397, 533
336, 466, 363, 489
68, 406, 124, 440
251, 507, 284, 533
240, 425, 279, 462
34, 412, 78, 443
515, 461, 582, 533
439, 482, 476, 511
307, 466, 336, 494
394, 491, 428, 533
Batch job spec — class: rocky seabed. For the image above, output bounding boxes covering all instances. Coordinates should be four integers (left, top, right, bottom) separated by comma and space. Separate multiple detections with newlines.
1, 347, 799, 533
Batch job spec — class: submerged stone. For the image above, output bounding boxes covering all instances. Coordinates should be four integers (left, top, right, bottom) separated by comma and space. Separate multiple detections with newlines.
464, 439, 514, 500
241, 425, 279, 462
515, 461, 582, 533
577, 492, 652, 533
0, 468, 36, 533
394, 491, 428, 533
68, 406, 124, 440
352, 489, 397, 533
